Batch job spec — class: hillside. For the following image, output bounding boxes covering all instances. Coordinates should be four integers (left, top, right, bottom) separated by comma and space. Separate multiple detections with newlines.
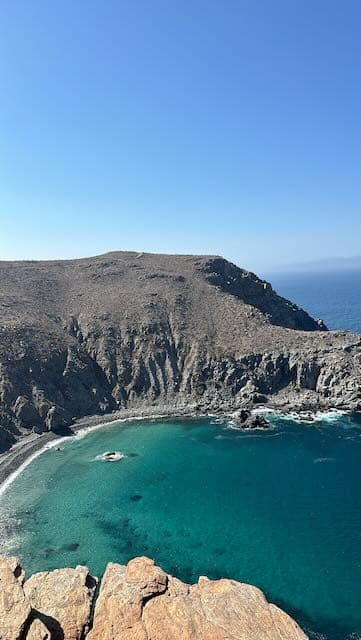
0, 251, 360, 450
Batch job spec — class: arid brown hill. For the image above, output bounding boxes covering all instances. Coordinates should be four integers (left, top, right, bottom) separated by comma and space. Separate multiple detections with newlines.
0, 252, 360, 450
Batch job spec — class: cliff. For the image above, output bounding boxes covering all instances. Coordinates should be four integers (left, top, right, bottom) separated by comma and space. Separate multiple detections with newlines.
0, 251, 360, 451
0, 554, 308, 639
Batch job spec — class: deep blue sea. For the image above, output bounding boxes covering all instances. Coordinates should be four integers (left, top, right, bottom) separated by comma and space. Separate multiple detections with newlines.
268, 269, 360, 333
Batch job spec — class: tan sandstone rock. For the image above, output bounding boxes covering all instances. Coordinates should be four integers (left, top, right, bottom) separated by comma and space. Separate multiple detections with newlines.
87, 557, 168, 640
26, 619, 51, 640
24, 565, 97, 640
143, 575, 308, 639
88, 556, 307, 640
0, 555, 308, 640
0, 556, 31, 640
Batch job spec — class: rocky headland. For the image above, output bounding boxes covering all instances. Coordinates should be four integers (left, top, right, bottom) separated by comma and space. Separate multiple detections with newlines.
0, 251, 360, 454
0, 554, 308, 639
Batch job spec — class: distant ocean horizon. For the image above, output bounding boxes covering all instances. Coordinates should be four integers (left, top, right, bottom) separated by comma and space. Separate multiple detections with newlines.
266, 269, 360, 333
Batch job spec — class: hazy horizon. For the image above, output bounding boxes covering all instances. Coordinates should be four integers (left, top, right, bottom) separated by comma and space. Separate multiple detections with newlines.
0, 247, 360, 277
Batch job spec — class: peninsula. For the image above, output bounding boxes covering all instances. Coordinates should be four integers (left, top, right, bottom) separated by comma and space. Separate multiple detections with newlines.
0, 251, 360, 455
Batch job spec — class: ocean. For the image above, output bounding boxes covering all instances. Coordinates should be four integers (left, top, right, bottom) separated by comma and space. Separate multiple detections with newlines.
0, 413, 360, 640
267, 268, 360, 333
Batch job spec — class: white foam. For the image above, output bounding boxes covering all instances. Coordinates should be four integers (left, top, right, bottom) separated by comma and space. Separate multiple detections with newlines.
0, 412, 196, 496
265, 408, 350, 425
251, 407, 276, 415
313, 409, 349, 422
0, 435, 74, 498
0, 407, 353, 496
71, 412, 189, 441
94, 451, 125, 462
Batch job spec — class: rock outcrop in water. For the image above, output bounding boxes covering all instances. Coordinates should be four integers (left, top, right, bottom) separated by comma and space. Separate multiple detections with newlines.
0, 555, 308, 639
0, 251, 360, 451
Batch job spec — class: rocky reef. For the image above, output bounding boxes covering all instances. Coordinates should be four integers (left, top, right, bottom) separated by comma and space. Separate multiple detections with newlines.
0, 251, 360, 451
0, 555, 308, 639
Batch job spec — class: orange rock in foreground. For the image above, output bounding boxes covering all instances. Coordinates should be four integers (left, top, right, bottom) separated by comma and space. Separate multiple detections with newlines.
0, 555, 308, 640
0, 556, 31, 640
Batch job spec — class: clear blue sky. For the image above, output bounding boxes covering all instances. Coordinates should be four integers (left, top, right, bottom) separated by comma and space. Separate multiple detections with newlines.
0, 0, 359, 272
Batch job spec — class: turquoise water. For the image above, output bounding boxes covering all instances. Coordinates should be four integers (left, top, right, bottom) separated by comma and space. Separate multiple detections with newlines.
1, 414, 360, 640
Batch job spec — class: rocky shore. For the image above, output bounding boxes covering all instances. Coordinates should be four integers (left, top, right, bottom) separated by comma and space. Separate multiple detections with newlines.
0, 554, 308, 639
0, 403, 353, 491
0, 251, 360, 454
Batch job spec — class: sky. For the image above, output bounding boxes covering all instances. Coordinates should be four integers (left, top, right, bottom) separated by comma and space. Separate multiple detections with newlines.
0, 0, 359, 273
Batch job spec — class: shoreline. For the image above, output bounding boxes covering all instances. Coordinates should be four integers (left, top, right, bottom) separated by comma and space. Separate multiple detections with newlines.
0, 404, 207, 493
0, 404, 355, 495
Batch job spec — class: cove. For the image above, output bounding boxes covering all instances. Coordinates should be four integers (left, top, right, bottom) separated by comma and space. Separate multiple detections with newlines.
0, 414, 360, 640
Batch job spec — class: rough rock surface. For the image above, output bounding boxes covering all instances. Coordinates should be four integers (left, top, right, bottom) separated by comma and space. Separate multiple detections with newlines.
23, 566, 97, 640
0, 555, 308, 639
25, 620, 50, 640
0, 251, 360, 451
87, 557, 168, 640
89, 557, 307, 640
0, 556, 31, 640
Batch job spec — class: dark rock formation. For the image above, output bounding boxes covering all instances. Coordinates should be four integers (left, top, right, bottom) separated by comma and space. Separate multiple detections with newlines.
0, 251, 360, 450
232, 409, 270, 429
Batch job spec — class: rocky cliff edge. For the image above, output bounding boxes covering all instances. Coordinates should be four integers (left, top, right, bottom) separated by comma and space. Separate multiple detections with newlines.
0, 555, 308, 640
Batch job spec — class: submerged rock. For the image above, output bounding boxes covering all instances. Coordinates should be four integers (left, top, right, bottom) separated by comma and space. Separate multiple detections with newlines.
0, 555, 308, 639
64, 542, 80, 552
96, 451, 125, 462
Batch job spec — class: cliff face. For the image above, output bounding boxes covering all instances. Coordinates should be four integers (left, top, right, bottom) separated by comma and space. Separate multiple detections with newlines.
0, 251, 360, 451
0, 555, 308, 640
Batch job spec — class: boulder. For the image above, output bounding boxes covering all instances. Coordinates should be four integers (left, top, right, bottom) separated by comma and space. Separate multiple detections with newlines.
0, 556, 31, 640
0, 555, 309, 640
233, 410, 270, 429
88, 556, 307, 640
143, 574, 308, 639
87, 557, 168, 640
24, 566, 97, 640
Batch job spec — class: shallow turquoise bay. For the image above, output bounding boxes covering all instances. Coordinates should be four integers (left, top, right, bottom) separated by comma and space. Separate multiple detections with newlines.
1, 414, 360, 640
